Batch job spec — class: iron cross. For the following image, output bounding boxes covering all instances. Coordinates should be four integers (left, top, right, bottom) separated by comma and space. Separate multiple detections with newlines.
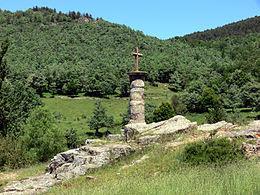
132, 47, 143, 71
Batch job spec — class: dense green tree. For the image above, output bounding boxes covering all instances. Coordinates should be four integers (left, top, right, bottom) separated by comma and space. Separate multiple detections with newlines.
240, 81, 260, 108
20, 108, 65, 162
184, 16, 260, 41
153, 102, 175, 122
27, 73, 48, 97
206, 107, 227, 124
169, 71, 183, 92
119, 78, 130, 97
0, 80, 41, 136
0, 40, 41, 136
0, 39, 9, 89
89, 101, 114, 135
199, 87, 222, 113
0, 8, 258, 110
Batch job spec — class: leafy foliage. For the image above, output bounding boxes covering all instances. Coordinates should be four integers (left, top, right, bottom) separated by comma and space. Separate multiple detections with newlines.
65, 128, 79, 149
20, 108, 65, 162
89, 101, 114, 135
0, 39, 9, 89
184, 16, 260, 41
171, 94, 187, 115
206, 107, 227, 124
0, 41, 41, 136
153, 102, 175, 122
0, 135, 29, 169
145, 103, 157, 124
181, 138, 244, 165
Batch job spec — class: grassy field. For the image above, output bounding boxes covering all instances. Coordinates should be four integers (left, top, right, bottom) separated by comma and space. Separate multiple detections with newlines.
46, 145, 260, 195
42, 83, 259, 140
42, 83, 175, 138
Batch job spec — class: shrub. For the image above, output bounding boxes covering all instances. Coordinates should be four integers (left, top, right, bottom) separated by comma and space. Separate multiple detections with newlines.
171, 94, 187, 115
0, 136, 29, 170
65, 128, 79, 149
181, 138, 244, 165
121, 109, 130, 126
20, 108, 65, 162
145, 103, 157, 124
153, 102, 175, 122
199, 87, 222, 113
205, 106, 227, 124
227, 108, 246, 125
0, 80, 41, 136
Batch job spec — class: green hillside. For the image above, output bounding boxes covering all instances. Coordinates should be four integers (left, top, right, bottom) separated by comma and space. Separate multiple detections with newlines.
184, 16, 260, 40
0, 7, 259, 171
0, 8, 259, 111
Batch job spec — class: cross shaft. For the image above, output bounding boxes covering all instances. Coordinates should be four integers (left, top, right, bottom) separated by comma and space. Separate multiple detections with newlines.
132, 47, 143, 71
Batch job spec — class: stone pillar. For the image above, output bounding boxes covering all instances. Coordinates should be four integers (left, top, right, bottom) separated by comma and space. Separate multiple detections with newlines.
128, 71, 146, 124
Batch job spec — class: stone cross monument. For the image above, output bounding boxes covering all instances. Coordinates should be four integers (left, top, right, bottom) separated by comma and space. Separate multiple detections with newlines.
128, 47, 147, 124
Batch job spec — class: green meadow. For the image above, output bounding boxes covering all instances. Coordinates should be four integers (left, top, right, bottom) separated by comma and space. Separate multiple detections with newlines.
42, 83, 259, 141
42, 84, 175, 138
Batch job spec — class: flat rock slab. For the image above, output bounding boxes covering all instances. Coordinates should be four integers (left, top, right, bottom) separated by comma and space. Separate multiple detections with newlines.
198, 121, 235, 132
1, 143, 134, 195
124, 115, 197, 140
247, 120, 260, 131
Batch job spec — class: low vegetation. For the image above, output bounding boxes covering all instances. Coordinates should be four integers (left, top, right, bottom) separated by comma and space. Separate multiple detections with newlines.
46, 144, 259, 195
181, 138, 244, 165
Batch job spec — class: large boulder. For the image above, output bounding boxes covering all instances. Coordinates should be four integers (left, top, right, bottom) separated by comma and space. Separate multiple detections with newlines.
124, 115, 197, 140
48, 144, 134, 180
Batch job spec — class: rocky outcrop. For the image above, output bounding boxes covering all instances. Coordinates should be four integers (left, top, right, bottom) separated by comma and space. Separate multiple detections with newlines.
247, 120, 260, 131
124, 115, 197, 141
1, 174, 57, 195
242, 141, 260, 159
106, 134, 124, 142
215, 120, 260, 140
1, 144, 134, 195
198, 121, 236, 132
48, 144, 133, 180
137, 135, 161, 146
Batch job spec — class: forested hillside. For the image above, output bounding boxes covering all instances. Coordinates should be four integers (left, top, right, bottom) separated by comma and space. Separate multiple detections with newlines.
184, 16, 260, 41
0, 8, 259, 111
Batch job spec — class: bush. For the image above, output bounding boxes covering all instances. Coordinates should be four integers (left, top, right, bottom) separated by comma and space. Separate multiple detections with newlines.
227, 108, 246, 125
121, 109, 130, 126
181, 138, 244, 165
171, 94, 187, 115
0, 136, 29, 170
20, 108, 65, 162
145, 103, 157, 124
65, 128, 79, 149
205, 106, 227, 124
153, 102, 175, 122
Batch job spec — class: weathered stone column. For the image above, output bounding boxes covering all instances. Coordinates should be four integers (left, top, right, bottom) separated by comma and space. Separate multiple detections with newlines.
128, 71, 146, 124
